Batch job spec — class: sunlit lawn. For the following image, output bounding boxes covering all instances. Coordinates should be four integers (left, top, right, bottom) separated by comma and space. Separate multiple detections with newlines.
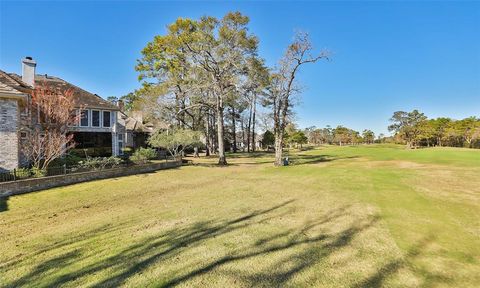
1, 145, 479, 287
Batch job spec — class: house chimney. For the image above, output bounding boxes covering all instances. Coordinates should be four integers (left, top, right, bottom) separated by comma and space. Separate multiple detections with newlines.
22, 56, 36, 87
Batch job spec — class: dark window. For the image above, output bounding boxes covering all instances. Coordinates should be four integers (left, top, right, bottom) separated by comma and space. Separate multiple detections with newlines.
72, 132, 113, 157
80, 110, 89, 127
92, 110, 100, 127
103, 111, 111, 127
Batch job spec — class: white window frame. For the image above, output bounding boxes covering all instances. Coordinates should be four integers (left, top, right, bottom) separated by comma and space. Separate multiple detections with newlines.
91, 109, 101, 127
118, 133, 124, 155
80, 109, 90, 127
102, 110, 111, 128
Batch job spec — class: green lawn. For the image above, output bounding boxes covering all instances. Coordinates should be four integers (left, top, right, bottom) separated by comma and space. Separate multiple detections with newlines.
1, 145, 479, 287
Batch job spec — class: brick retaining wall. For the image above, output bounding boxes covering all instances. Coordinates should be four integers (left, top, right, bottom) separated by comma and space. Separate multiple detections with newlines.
0, 161, 181, 197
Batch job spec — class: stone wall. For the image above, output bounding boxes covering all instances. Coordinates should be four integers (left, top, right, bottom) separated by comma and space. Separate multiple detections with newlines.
0, 160, 181, 197
0, 98, 19, 171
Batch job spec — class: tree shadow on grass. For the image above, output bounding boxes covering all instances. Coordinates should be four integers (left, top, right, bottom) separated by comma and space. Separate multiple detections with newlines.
353, 234, 454, 287
0, 221, 135, 271
5, 250, 81, 287
226, 151, 275, 159
192, 160, 272, 168
187, 151, 276, 167
191, 153, 360, 167
290, 154, 360, 166
2, 200, 296, 287
158, 207, 376, 288
3, 200, 439, 287
0, 196, 8, 213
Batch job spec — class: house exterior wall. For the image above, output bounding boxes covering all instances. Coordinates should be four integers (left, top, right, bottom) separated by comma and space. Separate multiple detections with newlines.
112, 111, 119, 156
18, 98, 31, 167
67, 108, 124, 156
1, 97, 125, 166
114, 111, 128, 155
125, 131, 134, 148
0, 98, 20, 171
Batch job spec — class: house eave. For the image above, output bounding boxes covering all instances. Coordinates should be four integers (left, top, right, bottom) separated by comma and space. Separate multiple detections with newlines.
68, 127, 113, 133
75, 105, 119, 111
0, 92, 28, 100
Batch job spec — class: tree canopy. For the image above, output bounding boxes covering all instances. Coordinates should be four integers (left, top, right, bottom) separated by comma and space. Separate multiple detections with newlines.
148, 129, 201, 158
136, 11, 260, 165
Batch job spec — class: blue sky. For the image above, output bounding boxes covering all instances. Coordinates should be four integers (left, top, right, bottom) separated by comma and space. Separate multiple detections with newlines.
1, 1, 479, 135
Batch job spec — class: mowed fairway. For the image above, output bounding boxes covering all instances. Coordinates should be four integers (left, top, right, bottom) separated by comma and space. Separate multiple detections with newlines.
0, 145, 479, 287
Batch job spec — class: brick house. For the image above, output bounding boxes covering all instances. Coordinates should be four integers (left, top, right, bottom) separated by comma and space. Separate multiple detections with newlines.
0, 75, 29, 171
0, 57, 126, 171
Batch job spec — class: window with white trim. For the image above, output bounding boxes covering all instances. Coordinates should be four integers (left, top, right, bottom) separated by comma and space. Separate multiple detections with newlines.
118, 134, 124, 155
92, 110, 100, 127
80, 110, 89, 127
103, 111, 111, 127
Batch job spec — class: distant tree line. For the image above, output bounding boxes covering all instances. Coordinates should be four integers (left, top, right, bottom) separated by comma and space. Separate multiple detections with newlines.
318, 126, 376, 145
277, 124, 378, 147
295, 110, 480, 149
389, 110, 480, 149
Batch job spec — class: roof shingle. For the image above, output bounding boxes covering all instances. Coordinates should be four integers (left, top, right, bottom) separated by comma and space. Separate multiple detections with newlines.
0, 70, 30, 97
5, 72, 119, 110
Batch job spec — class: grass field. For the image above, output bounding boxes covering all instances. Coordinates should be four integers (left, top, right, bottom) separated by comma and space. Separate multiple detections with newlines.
1, 145, 479, 287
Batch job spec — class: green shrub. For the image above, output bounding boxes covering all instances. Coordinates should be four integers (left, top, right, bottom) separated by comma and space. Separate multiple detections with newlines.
15, 168, 32, 179
31, 167, 47, 178
49, 154, 83, 168
122, 146, 134, 156
77, 156, 123, 170
70, 147, 113, 158
130, 147, 157, 164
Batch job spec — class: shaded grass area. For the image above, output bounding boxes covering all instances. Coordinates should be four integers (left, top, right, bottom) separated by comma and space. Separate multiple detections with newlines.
1, 145, 479, 287
0, 196, 7, 213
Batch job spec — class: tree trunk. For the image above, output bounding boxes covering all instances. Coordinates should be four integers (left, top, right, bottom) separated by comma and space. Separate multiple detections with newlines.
204, 114, 210, 157
274, 131, 283, 166
205, 134, 210, 157
246, 103, 252, 153
193, 146, 199, 158
406, 141, 412, 149
231, 106, 237, 153
216, 98, 227, 165
211, 112, 217, 155
240, 117, 245, 152
251, 93, 257, 152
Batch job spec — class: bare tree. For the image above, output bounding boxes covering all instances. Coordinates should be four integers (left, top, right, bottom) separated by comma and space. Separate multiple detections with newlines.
23, 83, 80, 172
266, 32, 329, 166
